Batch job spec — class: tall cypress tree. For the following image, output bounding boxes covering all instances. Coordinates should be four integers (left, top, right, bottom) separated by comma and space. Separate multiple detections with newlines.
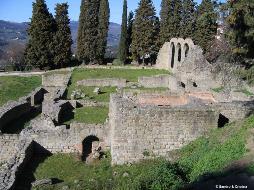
182, 0, 196, 38
159, 0, 174, 47
195, 0, 217, 52
118, 0, 128, 64
53, 3, 72, 68
127, 11, 134, 57
131, 0, 158, 64
98, 0, 110, 63
227, 0, 254, 61
173, 0, 183, 37
24, 0, 55, 69
77, 0, 100, 64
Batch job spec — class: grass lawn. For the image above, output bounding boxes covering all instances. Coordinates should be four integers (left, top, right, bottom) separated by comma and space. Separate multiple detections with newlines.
235, 88, 254, 97
0, 76, 42, 106
211, 87, 224, 93
65, 106, 109, 124
67, 86, 116, 102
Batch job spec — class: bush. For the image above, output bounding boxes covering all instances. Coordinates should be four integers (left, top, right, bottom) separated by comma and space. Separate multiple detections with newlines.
137, 161, 185, 190
112, 59, 124, 66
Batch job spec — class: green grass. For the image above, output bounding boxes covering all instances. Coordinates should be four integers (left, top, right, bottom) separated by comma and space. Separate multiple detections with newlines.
0, 76, 42, 106
65, 106, 109, 124
235, 88, 254, 96
70, 68, 169, 83
67, 86, 116, 102
33, 154, 184, 190
177, 116, 254, 182
211, 87, 224, 93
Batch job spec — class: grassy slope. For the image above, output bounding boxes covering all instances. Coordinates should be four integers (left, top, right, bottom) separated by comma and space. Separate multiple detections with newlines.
0, 76, 42, 106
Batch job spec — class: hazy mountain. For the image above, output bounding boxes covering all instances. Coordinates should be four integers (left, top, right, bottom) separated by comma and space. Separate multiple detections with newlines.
0, 20, 121, 51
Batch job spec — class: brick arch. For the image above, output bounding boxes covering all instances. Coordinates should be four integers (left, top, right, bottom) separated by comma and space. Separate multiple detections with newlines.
156, 38, 195, 72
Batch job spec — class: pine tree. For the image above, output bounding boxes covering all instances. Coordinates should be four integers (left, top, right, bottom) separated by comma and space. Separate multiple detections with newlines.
182, 0, 196, 38
227, 0, 254, 60
98, 0, 110, 63
159, 0, 174, 47
118, 0, 128, 64
77, 0, 100, 63
127, 11, 134, 57
24, 0, 56, 69
194, 0, 217, 52
131, 0, 158, 64
53, 3, 72, 68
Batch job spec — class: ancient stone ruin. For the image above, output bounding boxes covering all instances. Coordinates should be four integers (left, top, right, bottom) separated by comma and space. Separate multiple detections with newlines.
1, 38, 254, 189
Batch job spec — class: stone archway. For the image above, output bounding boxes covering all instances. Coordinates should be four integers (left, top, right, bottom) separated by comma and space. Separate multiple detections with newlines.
156, 38, 195, 72
82, 135, 99, 161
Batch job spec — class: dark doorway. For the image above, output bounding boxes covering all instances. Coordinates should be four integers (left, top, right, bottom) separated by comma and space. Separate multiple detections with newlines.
177, 44, 181, 62
184, 43, 190, 58
82, 135, 99, 161
180, 82, 186, 88
193, 82, 198, 87
218, 114, 229, 128
171, 43, 175, 68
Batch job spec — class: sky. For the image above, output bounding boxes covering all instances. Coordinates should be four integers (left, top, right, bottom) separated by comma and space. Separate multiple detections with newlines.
0, 0, 212, 24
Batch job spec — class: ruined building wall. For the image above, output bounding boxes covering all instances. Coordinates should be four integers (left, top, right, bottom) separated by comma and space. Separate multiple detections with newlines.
109, 94, 218, 165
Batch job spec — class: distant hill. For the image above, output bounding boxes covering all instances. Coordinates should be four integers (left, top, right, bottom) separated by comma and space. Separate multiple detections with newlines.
0, 20, 121, 56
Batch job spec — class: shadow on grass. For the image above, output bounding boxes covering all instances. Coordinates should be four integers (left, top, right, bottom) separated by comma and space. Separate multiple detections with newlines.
14, 143, 63, 190
185, 166, 254, 190
2, 106, 41, 134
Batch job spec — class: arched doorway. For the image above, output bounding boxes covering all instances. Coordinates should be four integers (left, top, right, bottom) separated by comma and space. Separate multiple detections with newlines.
177, 43, 181, 62
82, 135, 99, 161
170, 43, 175, 68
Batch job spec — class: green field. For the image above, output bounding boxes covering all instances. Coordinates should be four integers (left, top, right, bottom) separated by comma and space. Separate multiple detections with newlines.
30, 115, 254, 190
64, 106, 109, 124
0, 76, 42, 106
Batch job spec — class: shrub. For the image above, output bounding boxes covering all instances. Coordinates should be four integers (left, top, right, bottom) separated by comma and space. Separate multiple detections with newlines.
112, 59, 124, 66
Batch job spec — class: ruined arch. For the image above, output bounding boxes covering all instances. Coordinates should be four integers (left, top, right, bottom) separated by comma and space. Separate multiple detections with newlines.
170, 42, 175, 68
82, 135, 99, 161
155, 38, 195, 72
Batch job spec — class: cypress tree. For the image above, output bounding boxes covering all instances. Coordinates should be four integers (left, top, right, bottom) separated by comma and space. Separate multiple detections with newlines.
118, 0, 128, 64
127, 11, 134, 58
24, 0, 55, 69
131, 0, 158, 64
172, 0, 183, 37
53, 3, 72, 68
98, 0, 110, 63
227, 0, 254, 61
182, 0, 196, 38
159, 0, 174, 47
77, 0, 100, 64
194, 0, 217, 52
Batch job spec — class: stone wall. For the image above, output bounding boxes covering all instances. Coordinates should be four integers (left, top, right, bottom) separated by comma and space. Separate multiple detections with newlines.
0, 100, 31, 132
42, 73, 71, 87
77, 78, 127, 87
0, 135, 20, 163
0, 138, 33, 190
109, 94, 218, 165
138, 75, 170, 88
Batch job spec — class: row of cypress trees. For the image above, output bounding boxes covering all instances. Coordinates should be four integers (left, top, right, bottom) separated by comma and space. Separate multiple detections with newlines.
25, 0, 72, 69
118, 0, 217, 64
77, 0, 110, 64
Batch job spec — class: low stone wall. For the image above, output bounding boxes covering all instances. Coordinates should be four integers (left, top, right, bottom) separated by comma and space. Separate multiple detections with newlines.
0, 135, 20, 163
20, 117, 110, 154
109, 94, 218, 165
77, 78, 127, 87
0, 138, 33, 190
42, 73, 71, 87
138, 75, 170, 88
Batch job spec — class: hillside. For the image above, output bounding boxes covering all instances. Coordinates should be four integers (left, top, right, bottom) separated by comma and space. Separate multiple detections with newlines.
0, 20, 121, 57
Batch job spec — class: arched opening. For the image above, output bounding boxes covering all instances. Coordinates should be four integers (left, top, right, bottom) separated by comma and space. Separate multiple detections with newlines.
177, 43, 181, 62
218, 114, 229, 128
184, 43, 190, 58
193, 82, 198, 87
170, 43, 175, 68
82, 135, 99, 161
